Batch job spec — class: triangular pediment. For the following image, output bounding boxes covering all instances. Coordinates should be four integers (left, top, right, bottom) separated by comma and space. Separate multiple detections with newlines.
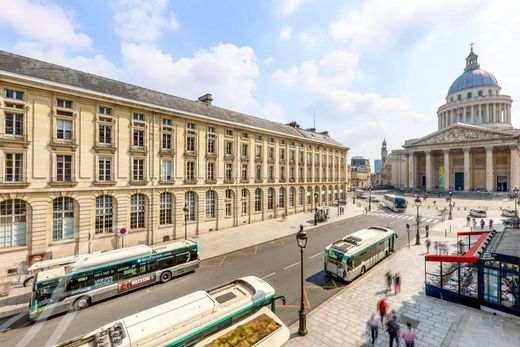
405, 124, 516, 147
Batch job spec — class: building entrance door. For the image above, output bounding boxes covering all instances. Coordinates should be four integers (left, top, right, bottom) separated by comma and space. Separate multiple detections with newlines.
497, 176, 508, 192
455, 172, 464, 191
421, 176, 426, 189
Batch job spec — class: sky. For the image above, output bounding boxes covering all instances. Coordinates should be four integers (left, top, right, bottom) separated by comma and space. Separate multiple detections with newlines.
1, 0, 520, 167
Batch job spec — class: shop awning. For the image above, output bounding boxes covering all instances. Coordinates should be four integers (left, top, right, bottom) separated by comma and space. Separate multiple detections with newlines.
425, 231, 491, 263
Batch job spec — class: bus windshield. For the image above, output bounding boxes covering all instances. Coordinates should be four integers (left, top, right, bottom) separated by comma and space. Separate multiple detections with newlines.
395, 198, 407, 208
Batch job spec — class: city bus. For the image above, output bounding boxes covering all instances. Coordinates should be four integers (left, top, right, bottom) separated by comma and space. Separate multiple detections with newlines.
30, 240, 200, 321
324, 226, 397, 282
53, 276, 289, 347
383, 194, 407, 212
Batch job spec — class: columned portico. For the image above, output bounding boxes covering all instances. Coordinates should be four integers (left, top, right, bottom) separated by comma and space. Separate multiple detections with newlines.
463, 147, 471, 191
485, 146, 494, 192
425, 150, 432, 190
408, 152, 415, 188
511, 145, 519, 190
443, 149, 450, 189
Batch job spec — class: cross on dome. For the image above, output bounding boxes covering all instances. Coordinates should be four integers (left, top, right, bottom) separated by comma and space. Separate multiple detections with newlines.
465, 43, 480, 72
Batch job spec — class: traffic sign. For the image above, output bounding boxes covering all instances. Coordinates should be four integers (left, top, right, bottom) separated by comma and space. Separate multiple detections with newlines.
120, 227, 127, 236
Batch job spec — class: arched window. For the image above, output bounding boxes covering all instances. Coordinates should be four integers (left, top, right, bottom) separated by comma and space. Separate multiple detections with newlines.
299, 187, 304, 206
322, 186, 326, 202
0, 199, 27, 248
328, 185, 333, 201
130, 194, 146, 229
254, 188, 262, 212
307, 187, 312, 205
289, 187, 295, 207
53, 197, 74, 240
241, 188, 249, 215
206, 190, 216, 218
279, 188, 285, 208
160, 193, 173, 225
96, 195, 113, 233
185, 191, 196, 221
467, 92, 472, 99
478, 90, 483, 97
267, 188, 274, 210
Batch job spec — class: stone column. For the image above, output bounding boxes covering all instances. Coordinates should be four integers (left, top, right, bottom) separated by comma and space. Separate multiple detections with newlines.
511, 145, 519, 190
408, 152, 415, 189
425, 150, 432, 190
478, 104, 482, 123
485, 146, 494, 192
443, 149, 450, 190
464, 147, 471, 191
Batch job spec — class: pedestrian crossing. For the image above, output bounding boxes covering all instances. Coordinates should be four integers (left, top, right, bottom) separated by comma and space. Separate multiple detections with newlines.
368, 212, 441, 224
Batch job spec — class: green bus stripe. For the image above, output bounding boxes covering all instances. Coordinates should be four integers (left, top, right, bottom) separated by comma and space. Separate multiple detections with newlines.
165, 295, 274, 347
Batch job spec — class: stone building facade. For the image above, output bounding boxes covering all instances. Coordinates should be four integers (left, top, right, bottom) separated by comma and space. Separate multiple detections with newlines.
391, 48, 519, 192
0, 51, 348, 275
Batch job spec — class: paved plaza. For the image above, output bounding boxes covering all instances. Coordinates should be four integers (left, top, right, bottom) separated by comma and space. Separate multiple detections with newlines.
284, 232, 520, 347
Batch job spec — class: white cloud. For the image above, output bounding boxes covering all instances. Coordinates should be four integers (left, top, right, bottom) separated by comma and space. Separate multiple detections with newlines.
279, 26, 293, 40
0, 0, 91, 47
112, 0, 179, 42
298, 32, 316, 49
121, 43, 259, 112
264, 56, 276, 65
272, 0, 307, 16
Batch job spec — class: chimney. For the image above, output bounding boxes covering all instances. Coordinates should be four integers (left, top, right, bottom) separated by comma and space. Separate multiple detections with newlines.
198, 93, 213, 106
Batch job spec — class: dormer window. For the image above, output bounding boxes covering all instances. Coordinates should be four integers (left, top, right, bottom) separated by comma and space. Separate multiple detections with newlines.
133, 113, 145, 122
56, 99, 73, 109
5, 89, 24, 100
99, 106, 112, 116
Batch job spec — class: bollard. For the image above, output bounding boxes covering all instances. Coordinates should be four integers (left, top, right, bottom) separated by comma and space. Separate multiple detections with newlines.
445, 229, 447, 237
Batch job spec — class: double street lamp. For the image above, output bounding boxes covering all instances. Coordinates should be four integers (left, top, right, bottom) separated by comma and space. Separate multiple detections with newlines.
314, 192, 318, 226
183, 203, 189, 240
448, 189, 453, 220
414, 195, 422, 245
368, 187, 372, 212
296, 225, 308, 336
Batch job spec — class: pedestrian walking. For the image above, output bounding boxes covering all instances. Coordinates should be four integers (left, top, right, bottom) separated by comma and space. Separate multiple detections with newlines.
489, 219, 494, 230
377, 297, 389, 325
385, 271, 393, 293
401, 321, 416, 347
386, 314, 400, 347
466, 216, 470, 227
434, 241, 439, 255
393, 273, 401, 294
480, 219, 485, 230
425, 238, 431, 254
458, 239, 465, 255
472, 217, 477, 229
367, 313, 379, 345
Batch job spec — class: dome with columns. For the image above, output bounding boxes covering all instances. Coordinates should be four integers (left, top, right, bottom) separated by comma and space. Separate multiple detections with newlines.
437, 47, 512, 131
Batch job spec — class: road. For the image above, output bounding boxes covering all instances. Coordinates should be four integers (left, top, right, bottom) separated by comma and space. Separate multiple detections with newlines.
0, 211, 427, 346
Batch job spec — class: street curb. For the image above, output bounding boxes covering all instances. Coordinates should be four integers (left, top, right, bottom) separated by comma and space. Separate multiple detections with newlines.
0, 306, 27, 321
199, 211, 365, 262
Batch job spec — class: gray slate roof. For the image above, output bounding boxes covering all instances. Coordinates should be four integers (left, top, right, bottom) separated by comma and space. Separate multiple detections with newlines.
0, 50, 345, 148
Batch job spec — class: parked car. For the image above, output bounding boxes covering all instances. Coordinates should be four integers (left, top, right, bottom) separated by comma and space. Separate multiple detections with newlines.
501, 208, 516, 218
359, 193, 369, 200
469, 208, 487, 218
369, 196, 380, 203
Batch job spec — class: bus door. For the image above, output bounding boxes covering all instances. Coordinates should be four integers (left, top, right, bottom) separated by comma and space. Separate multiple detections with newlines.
389, 235, 395, 252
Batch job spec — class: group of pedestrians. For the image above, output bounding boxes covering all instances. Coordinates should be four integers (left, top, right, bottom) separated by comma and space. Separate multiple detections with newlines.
368, 296, 416, 346
425, 239, 449, 255
466, 216, 493, 230
385, 271, 401, 295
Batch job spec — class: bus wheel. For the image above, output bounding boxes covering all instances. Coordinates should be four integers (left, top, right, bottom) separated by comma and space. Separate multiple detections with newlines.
385, 250, 389, 258
360, 266, 366, 276
73, 296, 91, 311
160, 271, 172, 283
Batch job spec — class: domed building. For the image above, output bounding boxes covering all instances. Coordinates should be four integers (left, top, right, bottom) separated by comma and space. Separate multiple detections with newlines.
390, 47, 520, 192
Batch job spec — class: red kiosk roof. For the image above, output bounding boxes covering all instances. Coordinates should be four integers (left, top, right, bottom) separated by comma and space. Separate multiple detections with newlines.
425, 231, 490, 263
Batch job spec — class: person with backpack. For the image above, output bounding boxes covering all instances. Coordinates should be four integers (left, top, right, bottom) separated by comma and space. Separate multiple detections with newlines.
386, 314, 400, 347
401, 321, 416, 347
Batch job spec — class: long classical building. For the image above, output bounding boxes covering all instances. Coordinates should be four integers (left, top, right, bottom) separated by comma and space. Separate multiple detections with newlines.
391, 48, 519, 192
0, 51, 348, 275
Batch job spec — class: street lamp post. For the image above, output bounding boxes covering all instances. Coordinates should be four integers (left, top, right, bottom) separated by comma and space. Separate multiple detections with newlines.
448, 189, 453, 220
514, 188, 519, 224
314, 193, 318, 226
296, 225, 308, 336
183, 203, 189, 240
368, 187, 372, 212
414, 195, 422, 245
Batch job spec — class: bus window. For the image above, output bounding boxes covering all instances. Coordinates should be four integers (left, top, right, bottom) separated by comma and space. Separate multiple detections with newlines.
138, 260, 156, 275
116, 264, 138, 280
36, 279, 60, 302
157, 256, 174, 270
189, 246, 198, 261
346, 259, 354, 270
175, 250, 190, 265
66, 273, 93, 293
93, 268, 115, 287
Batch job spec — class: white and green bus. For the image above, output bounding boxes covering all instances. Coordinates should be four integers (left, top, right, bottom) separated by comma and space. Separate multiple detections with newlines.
53, 276, 289, 347
324, 226, 397, 282
30, 240, 200, 321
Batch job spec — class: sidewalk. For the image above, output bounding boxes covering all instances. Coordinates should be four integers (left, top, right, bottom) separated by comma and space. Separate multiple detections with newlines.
284, 233, 520, 347
0, 203, 364, 319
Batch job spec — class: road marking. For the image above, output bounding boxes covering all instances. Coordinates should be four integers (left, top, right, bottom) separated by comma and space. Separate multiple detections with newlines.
283, 261, 301, 270
262, 272, 276, 279
309, 252, 322, 259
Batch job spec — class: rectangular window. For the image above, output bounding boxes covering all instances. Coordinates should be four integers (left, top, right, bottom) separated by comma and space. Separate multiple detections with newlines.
56, 155, 72, 181
160, 194, 172, 225
290, 150, 295, 161
290, 167, 295, 180
186, 136, 196, 152
225, 203, 232, 217
241, 201, 248, 215
268, 147, 274, 159
98, 123, 112, 146
241, 144, 249, 157
162, 132, 172, 150
133, 128, 145, 148
98, 158, 112, 181
207, 139, 215, 154
5, 113, 23, 136
225, 163, 233, 180
256, 135, 262, 141
280, 166, 286, 180
98, 106, 112, 115
280, 149, 285, 160
225, 129, 233, 137
268, 192, 273, 210
162, 118, 172, 126
56, 119, 73, 141
225, 142, 233, 155
5, 153, 23, 182
187, 122, 196, 129
133, 113, 145, 121
241, 164, 248, 180
268, 165, 274, 180
162, 160, 172, 180
207, 126, 216, 134
241, 132, 248, 139
207, 162, 215, 180
255, 145, 262, 158
256, 165, 262, 180
133, 159, 144, 181
186, 162, 195, 181
56, 99, 73, 108
5, 89, 24, 100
